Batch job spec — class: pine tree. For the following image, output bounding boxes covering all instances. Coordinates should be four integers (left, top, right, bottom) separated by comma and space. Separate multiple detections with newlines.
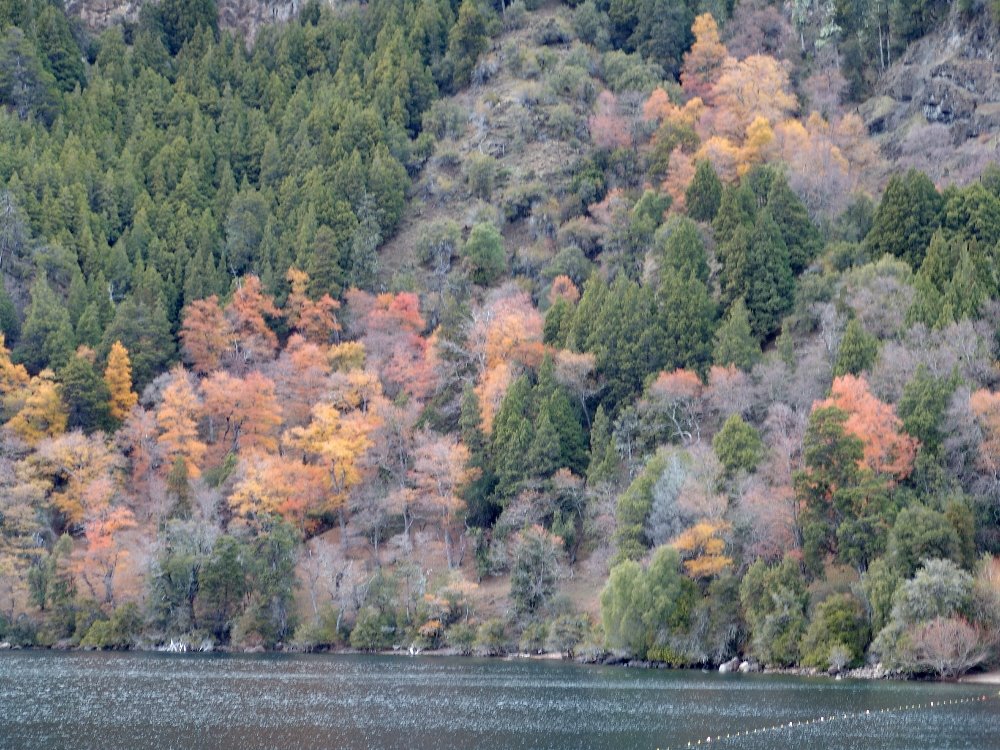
104, 340, 138, 423
527, 405, 562, 479
713, 297, 761, 371
656, 267, 716, 375
767, 172, 822, 273
60, 350, 113, 433
587, 404, 619, 486
490, 375, 534, 503
685, 160, 723, 223
655, 215, 709, 283
834, 318, 879, 376
863, 169, 943, 268
460, 385, 498, 526
446, 0, 487, 89
722, 210, 793, 340
712, 184, 756, 247
15, 276, 74, 372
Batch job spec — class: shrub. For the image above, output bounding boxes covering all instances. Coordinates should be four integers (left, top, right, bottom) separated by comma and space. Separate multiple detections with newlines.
463, 222, 506, 285
80, 603, 142, 650
349, 607, 396, 651
546, 613, 591, 656
445, 622, 477, 654
291, 606, 342, 651
475, 618, 510, 655
800, 593, 870, 669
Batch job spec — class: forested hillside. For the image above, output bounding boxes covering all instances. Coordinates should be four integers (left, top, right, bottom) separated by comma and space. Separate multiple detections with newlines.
1, 0, 999, 679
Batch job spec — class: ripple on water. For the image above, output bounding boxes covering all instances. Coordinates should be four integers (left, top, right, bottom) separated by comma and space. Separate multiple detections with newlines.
0, 652, 996, 750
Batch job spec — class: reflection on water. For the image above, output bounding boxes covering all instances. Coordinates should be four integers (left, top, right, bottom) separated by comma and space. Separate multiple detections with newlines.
0, 651, 995, 750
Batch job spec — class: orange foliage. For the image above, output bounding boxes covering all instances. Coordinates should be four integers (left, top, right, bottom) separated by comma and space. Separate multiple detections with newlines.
5, 369, 66, 446
202, 370, 282, 458
285, 267, 341, 344
662, 147, 696, 208
0, 332, 28, 396
589, 91, 632, 150
74, 504, 137, 606
104, 341, 137, 422
229, 451, 329, 532
179, 296, 229, 375
815, 375, 918, 481
549, 275, 580, 306
33, 432, 123, 527
269, 335, 332, 427
155, 366, 206, 479
681, 13, 728, 100
710, 55, 798, 138
355, 291, 435, 400
225, 275, 281, 369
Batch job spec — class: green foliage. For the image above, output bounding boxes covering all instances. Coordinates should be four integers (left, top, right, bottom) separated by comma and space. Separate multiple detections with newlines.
799, 593, 870, 670
834, 318, 879, 377
739, 557, 809, 667
447, 0, 488, 89
712, 298, 760, 371
59, 352, 112, 433
685, 160, 722, 223
720, 209, 794, 340
292, 605, 343, 651
896, 365, 960, 455
350, 607, 396, 650
713, 414, 765, 479
889, 505, 962, 579
80, 603, 143, 650
613, 451, 668, 563
463, 222, 506, 286
601, 546, 698, 660
475, 617, 510, 655
766, 171, 822, 274
864, 170, 943, 269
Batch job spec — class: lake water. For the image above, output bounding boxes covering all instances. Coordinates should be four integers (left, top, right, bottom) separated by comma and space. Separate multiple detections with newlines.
0, 651, 997, 750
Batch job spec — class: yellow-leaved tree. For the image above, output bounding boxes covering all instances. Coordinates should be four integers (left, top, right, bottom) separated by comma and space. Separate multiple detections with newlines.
5, 369, 66, 445
155, 366, 206, 479
104, 340, 137, 422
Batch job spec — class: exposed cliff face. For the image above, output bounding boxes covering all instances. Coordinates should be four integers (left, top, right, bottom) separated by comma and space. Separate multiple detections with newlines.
859, 9, 1000, 184
65, 0, 308, 41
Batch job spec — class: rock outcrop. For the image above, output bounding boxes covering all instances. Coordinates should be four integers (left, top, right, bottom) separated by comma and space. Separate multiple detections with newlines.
859, 9, 1000, 184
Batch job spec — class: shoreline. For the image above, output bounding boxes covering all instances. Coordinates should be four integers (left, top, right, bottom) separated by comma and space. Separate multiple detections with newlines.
8, 640, 993, 684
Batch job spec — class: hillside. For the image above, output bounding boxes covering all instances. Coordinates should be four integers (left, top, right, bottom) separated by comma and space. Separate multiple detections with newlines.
1, 0, 999, 679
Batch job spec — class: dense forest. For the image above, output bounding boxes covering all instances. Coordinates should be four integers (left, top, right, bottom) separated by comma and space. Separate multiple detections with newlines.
1, 0, 999, 680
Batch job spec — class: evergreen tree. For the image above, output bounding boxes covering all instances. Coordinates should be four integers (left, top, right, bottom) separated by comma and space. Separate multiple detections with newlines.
685, 160, 722, 222
59, 351, 112, 433
656, 267, 716, 375
655, 215, 709, 283
713, 297, 761, 371
101, 296, 175, 390
834, 318, 879, 376
587, 404, 619, 485
712, 183, 756, 247
863, 169, 943, 268
766, 172, 822, 273
460, 385, 498, 526
15, 276, 74, 372
713, 414, 765, 478
446, 0, 487, 89
463, 222, 505, 286
721, 210, 793, 340
490, 376, 534, 504
527, 405, 562, 479
897, 365, 960, 456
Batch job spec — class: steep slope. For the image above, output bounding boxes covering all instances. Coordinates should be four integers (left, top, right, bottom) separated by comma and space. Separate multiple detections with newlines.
859, 8, 1000, 185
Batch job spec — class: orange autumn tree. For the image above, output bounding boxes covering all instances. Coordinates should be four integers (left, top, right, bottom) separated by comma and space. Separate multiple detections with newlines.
155, 366, 206, 479
284, 267, 341, 344
229, 451, 328, 532
283, 401, 376, 527
681, 13, 728, 100
0, 332, 28, 400
179, 295, 230, 375
104, 341, 137, 422
814, 375, 918, 482
29, 431, 123, 528
225, 275, 281, 369
74, 503, 136, 607
270, 335, 333, 427
202, 370, 282, 459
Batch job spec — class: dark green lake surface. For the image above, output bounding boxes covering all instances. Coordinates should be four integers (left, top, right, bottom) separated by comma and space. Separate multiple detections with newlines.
1, 651, 997, 750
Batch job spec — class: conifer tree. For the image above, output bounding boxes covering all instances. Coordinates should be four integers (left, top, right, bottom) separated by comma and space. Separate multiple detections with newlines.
490, 375, 534, 503
60, 349, 112, 433
713, 297, 761, 371
685, 160, 722, 223
863, 169, 942, 268
104, 341, 138, 423
834, 318, 879, 376
766, 172, 822, 273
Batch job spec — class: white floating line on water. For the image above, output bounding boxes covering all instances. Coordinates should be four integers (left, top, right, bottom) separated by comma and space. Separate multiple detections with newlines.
661, 692, 996, 750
